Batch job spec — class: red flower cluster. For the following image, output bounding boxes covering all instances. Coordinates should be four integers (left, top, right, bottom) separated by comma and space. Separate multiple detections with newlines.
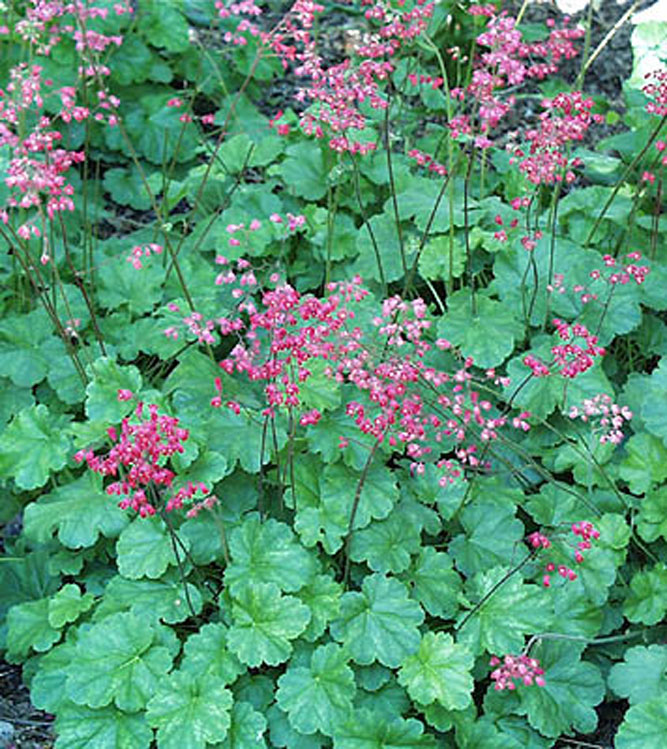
74, 397, 211, 517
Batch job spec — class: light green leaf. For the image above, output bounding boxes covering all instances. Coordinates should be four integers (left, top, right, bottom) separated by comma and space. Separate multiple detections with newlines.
66, 612, 174, 711
92, 573, 203, 624
618, 433, 667, 494
274, 141, 328, 200
116, 516, 184, 580
624, 564, 667, 625
225, 514, 317, 595
450, 494, 524, 576
615, 697, 667, 749
518, 642, 605, 738
85, 357, 142, 422
146, 672, 233, 749
299, 359, 342, 412
398, 632, 474, 710
322, 461, 397, 532
267, 704, 326, 749
296, 574, 343, 642
0, 404, 71, 490
330, 574, 424, 667
54, 704, 152, 749
48, 584, 95, 628
103, 166, 163, 210
333, 708, 436, 748
138, 4, 190, 52
609, 645, 667, 705
276, 643, 356, 736
640, 362, 667, 446
220, 701, 268, 748
181, 623, 245, 684
402, 547, 461, 619
352, 211, 416, 284
204, 409, 286, 474
459, 568, 552, 656
438, 291, 524, 368
349, 503, 422, 574
227, 582, 311, 667
0, 310, 54, 387
6, 599, 61, 659
23, 473, 129, 548
31, 639, 77, 713
637, 485, 667, 543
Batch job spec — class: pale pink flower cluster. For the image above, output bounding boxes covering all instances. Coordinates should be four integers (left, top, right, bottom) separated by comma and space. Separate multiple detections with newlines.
569, 394, 632, 445
489, 654, 546, 690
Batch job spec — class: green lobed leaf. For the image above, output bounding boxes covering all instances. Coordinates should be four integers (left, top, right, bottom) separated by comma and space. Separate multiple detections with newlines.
296, 574, 343, 642
459, 567, 552, 656
267, 703, 327, 749
449, 493, 524, 577
517, 642, 605, 739
274, 141, 328, 200
618, 433, 667, 494
330, 574, 424, 667
65, 611, 174, 711
615, 697, 667, 749
0, 404, 71, 490
401, 546, 461, 619
398, 632, 474, 710
6, 599, 61, 659
0, 310, 54, 387
639, 362, 667, 447
48, 584, 95, 628
92, 573, 203, 624
227, 582, 311, 667
609, 645, 667, 705
349, 501, 422, 574
438, 291, 524, 368
225, 514, 317, 595
146, 671, 234, 749
116, 516, 186, 580
31, 638, 78, 714
219, 700, 268, 748
180, 623, 245, 685
276, 642, 356, 737
333, 708, 436, 748
54, 703, 152, 749
637, 485, 667, 543
624, 563, 667, 625
84, 357, 143, 423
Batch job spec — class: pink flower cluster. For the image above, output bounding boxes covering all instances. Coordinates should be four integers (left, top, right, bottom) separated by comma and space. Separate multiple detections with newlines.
643, 69, 667, 117
257, 0, 435, 154
569, 394, 632, 445
523, 319, 605, 380
511, 92, 603, 185
166, 248, 536, 491
489, 654, 546, 691
530, 522, 600, 587
126, 243, 163, 270
74, 396, 212, 516
0, 2, 130, 244
547, 251, 650, 307
449, 8, 584, 148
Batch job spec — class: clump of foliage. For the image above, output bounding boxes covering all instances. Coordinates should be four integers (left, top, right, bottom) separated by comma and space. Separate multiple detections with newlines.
1, 0, 666, 747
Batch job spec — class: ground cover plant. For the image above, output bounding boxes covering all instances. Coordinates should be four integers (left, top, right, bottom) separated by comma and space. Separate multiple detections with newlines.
0, 0, 666, 746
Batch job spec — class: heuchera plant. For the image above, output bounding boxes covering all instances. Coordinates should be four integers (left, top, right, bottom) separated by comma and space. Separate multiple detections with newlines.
0, 0, 666, 747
